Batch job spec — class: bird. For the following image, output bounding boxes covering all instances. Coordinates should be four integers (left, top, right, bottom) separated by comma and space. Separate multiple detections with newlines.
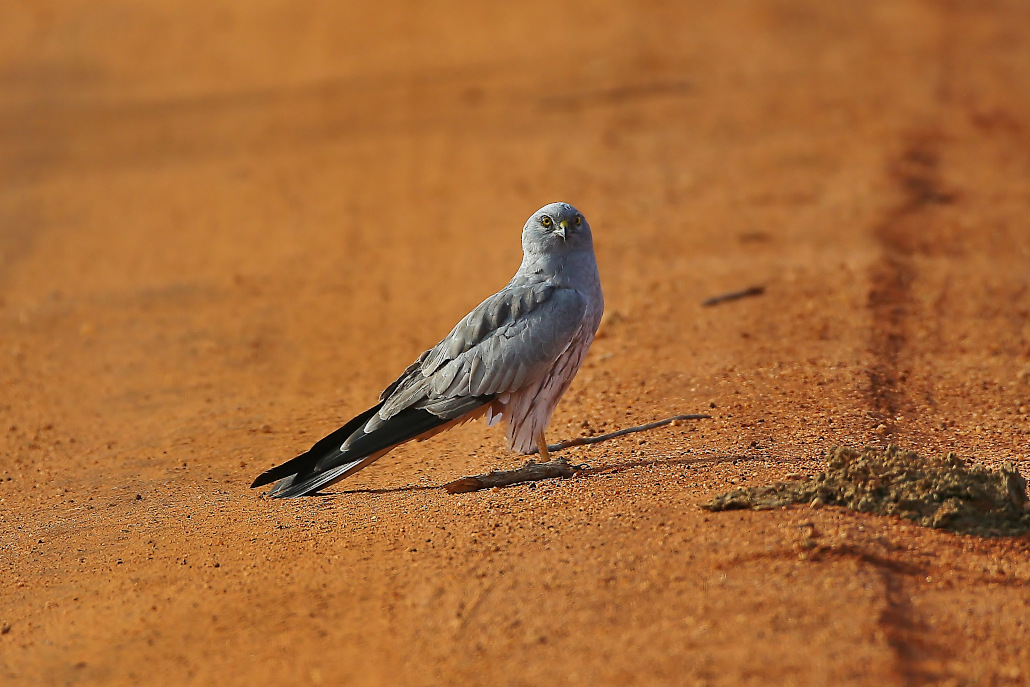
251, 202, 604, 498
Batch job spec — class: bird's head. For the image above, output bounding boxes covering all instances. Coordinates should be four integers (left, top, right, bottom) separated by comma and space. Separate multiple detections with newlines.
522, 202, 593, 256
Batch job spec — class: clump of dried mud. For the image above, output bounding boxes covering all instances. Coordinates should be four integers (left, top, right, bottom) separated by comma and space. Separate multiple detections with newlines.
702, 445, 1030, 536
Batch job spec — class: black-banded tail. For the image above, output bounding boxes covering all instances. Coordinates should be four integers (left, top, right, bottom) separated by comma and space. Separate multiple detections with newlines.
251, 396, 493, 498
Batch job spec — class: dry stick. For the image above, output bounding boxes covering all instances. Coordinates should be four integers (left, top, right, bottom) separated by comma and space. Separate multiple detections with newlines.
444, 460, 583, 494
539, 413, 711, 453
701, 285, 765, 307
443, 413, 711, 494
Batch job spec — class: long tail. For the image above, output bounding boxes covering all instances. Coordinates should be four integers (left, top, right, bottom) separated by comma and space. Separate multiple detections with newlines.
250, 398, 490, 498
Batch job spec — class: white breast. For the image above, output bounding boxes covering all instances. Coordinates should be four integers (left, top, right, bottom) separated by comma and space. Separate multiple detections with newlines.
500, 329, 595, 454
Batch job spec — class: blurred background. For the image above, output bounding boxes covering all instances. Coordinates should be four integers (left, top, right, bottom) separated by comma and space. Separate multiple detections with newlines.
3, 2, 1030, 685
3, 0, 1027, 456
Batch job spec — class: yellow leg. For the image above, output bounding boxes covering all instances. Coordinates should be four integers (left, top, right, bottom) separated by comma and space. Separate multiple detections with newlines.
536, 431, 551, 462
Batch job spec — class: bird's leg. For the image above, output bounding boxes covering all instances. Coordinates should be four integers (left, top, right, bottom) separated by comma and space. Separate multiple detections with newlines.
535, 431, 551, 462
535, 431, 569, 465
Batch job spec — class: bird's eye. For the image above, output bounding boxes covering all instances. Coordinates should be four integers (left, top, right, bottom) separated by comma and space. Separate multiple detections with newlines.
540, 216, 553, 227
575, 215, 582, 226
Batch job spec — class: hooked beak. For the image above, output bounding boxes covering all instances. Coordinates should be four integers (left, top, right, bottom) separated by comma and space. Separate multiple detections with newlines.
557, 219, 569, 241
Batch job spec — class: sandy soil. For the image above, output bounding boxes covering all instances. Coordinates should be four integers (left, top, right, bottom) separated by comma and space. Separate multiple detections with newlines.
3, 1, 1030, 685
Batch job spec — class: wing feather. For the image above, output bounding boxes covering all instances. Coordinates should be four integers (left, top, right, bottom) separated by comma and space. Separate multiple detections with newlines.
377, 283, 584, 416
441, 287, 584, 394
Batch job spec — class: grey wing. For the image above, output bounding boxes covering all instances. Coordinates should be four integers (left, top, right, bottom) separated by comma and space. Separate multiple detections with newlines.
368, 283, 588, 430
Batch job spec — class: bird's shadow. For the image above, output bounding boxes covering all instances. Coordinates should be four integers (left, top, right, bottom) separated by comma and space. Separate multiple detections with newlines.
308, 452, 762, 498
575, 451, 757, 478
305, 483, 437, 498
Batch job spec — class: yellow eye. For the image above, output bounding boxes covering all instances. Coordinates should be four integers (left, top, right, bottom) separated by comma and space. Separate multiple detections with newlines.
575, 215, 582, 225
541, 216, 553, 227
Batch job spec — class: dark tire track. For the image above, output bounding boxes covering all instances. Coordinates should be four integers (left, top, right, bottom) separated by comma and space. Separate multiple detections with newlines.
863, 131, 960, 686
875, 566, 938, 685
867, 133, 956, 434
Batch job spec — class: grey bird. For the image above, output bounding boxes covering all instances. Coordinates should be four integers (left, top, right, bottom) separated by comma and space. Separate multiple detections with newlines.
251, 202, 604, 498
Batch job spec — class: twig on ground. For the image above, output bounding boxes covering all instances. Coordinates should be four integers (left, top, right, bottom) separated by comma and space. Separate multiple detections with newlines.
443, 413, 711, 494
444, 459, 585, 494
701, 285, 765, 307
536, 413, 712, 453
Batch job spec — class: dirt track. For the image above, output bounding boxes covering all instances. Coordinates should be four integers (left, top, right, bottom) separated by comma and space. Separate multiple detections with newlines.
3, 2, 1030, 685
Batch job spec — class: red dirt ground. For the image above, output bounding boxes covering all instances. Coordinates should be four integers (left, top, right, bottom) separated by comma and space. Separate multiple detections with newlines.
3, 2, 1030, 685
